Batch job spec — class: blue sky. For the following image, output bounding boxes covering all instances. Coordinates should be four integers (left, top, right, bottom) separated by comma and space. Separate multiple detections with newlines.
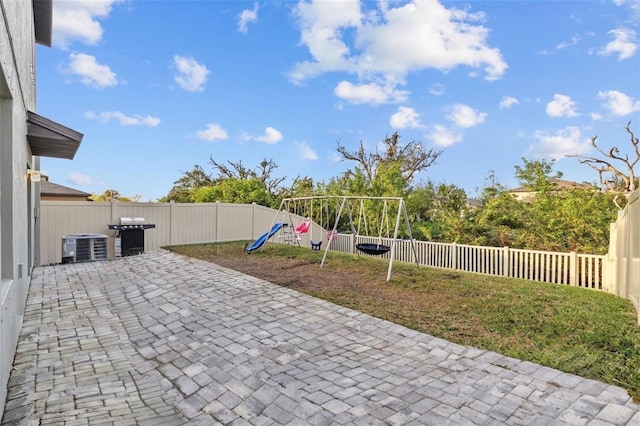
37, 0, 640, 201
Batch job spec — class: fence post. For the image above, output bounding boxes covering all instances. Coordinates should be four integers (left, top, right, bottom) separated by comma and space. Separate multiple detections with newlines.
350, 233, 355, 254
451, 242, 457, 270
502, 246, 509, 277
252, 202, 256, 240
110, 199, 119, 225
569, 251, 578, 286
215, 201, 219, 243
169, 200, 175, 246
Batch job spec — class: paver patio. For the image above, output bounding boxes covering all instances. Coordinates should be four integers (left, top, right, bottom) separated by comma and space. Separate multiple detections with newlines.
2, 250, 639, 425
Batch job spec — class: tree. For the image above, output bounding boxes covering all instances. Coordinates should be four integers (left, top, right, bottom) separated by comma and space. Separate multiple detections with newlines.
567, 122, 638, 209
476, 170, 507, 202
160, 164, 213, 202
161, 158, 295, 207
89, 189, 138, 202
278, 176, 316, 200
405, 181, 468, 241
209, 157, 285, 196
336, 132, 442, 184
514, 158, 563, 193
192, 178, 277, 207
160, 165, 211, 202
455, 159, 618, 253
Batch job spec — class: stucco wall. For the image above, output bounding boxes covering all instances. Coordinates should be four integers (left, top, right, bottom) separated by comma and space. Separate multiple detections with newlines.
0, 0, 38, 415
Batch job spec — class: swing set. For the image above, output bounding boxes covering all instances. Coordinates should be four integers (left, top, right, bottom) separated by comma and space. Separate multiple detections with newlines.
258, 196, 419, 281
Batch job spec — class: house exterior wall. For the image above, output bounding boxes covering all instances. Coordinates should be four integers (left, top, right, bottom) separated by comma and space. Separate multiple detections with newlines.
0, 0, 38, 414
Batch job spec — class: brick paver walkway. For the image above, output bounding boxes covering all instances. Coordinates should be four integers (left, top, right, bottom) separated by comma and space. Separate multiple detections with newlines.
3, 250, 639, 425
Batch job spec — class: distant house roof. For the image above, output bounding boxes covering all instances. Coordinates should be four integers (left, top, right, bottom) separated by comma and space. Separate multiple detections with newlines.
509, 179, 595, 201
40, 180, 91, 199
510, 179, 592, 193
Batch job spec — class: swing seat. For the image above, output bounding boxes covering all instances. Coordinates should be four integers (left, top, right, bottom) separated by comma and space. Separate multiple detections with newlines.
356, 243, 391, 256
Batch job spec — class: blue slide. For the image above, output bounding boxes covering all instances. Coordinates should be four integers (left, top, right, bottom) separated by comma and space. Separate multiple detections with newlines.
246, 223, 284, 254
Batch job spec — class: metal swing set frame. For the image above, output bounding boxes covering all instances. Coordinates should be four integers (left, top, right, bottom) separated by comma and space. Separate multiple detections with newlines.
266, 195, 419, 281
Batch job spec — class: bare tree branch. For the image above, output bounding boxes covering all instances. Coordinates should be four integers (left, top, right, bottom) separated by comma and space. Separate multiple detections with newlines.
336, 140, 377, 182
567, 122, 638, 208
335, 132, 442, 183
208, 157, 286, 194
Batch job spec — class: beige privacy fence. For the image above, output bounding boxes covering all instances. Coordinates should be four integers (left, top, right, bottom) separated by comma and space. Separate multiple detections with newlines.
39, 198, 638, 323
39, 201, 292, 265
39, 201, 329, 265
606, 189, 640, 323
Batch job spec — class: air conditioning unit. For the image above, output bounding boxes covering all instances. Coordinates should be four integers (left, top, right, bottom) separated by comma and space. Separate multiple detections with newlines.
61, 233, 108, 263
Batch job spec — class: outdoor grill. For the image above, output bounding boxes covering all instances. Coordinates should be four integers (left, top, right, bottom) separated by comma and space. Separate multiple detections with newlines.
108, 217, 156, 256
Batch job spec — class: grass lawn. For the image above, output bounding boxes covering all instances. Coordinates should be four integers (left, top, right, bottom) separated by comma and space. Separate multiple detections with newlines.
168, 241, 640, 401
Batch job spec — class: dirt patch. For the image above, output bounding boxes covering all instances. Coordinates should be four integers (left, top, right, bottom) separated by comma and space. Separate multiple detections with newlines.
203, 248, 379, 293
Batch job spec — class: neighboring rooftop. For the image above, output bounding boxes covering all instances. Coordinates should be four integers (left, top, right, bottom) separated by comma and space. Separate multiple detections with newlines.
40, 179, 90, 201
510, 178, 592, 193
509, 179, 595, 201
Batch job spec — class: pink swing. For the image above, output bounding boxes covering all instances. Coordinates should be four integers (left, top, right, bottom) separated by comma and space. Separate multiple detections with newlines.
295, 220, 311, 240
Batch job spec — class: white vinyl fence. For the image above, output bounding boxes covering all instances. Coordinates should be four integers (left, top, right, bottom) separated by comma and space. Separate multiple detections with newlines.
39, 198, 638, 322
328, 233, 606, 289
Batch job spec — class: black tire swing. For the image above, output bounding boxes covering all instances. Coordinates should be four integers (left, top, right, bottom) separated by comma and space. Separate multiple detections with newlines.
355, 199, 391, 256
356, 243, 391, 255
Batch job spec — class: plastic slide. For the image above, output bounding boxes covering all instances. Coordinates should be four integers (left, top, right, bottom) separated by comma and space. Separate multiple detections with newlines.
246, 223, 284, 253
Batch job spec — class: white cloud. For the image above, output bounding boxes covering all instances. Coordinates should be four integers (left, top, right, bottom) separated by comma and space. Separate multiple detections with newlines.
289, 0, 362, 83
334, 81, 408, 104
85, 111, 161, 127
297, 141, 318, 160
255, 127, 283, 144
174, 55, 210, 92
555, 35, 581, 50
527, 126, 592, 159
66, 172, 101, 186
238, 131, 253, 142
545, 94, 579, 118
67, 53, 117, 88
196, 124, 228, 141
238, 3, 259, 33
426, 125, 462, 147
597, 90, 640, 116
52, 0, 122, 48
613, 0, 640, 21
447, 104, 487, 128
390, 106, 422, 129
289, 0, 507, 85
598, 28, 638, 60
499, 96, 519, 109
429, 83, 445, 96
590, 112, 603, 121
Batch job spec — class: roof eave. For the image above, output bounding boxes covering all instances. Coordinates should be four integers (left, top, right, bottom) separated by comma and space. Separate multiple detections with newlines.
33, 0, 53, 47
27, 111, 84, 160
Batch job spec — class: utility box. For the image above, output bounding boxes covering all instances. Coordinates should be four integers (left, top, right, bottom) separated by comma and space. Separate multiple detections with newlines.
61, 233, 108, 263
